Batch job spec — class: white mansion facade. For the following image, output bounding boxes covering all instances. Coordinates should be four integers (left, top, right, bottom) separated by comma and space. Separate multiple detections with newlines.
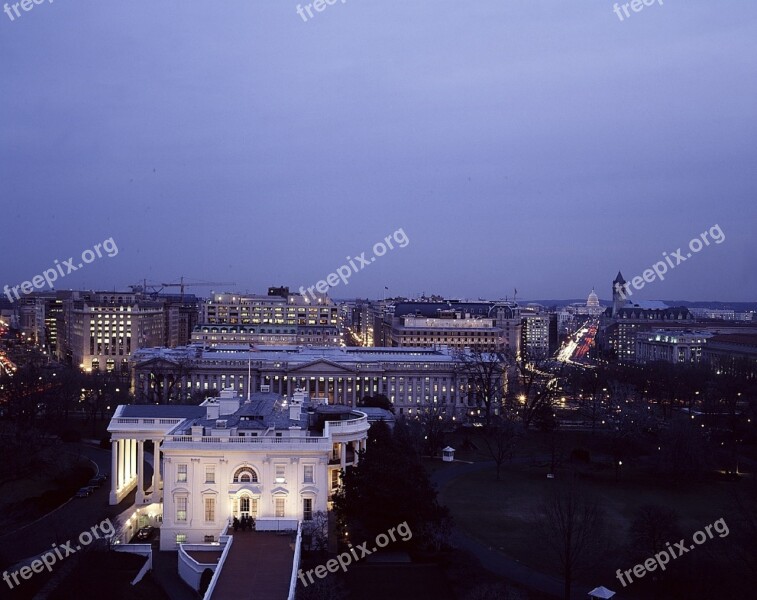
107, 388, 370, 550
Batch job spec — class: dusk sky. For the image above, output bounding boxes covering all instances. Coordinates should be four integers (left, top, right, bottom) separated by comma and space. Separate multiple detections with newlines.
1, 1, 755, 301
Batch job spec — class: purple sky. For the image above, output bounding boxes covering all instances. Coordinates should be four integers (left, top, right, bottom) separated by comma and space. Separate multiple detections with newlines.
1, 1, 755, 301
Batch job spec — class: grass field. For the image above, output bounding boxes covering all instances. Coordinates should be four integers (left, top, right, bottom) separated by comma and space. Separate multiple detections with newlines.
439, 457, 750, 595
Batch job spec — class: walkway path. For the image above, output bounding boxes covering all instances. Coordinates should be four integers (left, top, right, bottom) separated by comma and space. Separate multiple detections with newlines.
211, 530, 295, 599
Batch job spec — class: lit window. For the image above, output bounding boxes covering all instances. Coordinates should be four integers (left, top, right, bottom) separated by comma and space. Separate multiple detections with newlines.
275, 498, 285, 518
205, 465, 215, 484
233, 467, 258, 483
303, 465, 314, 484
177, 464, 187, 483
176, 496, 187, 521
303, 498, 313, 521
204, 497, 215, 522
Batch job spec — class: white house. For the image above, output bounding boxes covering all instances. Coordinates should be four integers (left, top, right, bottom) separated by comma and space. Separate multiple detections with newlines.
107, 388, 370, 551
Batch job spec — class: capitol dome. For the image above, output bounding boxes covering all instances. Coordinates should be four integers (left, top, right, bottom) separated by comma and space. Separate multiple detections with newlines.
587, 288, 600, 307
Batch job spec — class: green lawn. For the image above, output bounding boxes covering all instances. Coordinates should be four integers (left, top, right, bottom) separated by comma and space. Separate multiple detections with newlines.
440, 461, 746, 592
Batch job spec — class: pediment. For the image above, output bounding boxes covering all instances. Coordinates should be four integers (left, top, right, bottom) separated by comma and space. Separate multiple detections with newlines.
288, 359, 355, 374
137, 357, 183, 370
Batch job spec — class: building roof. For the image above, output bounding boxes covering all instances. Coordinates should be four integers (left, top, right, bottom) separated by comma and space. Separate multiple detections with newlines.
119, 405, 207, 419
392, 301, 518, 319
708, 333, 757, 347
630, 300, 670, 310
608, 306, 691, 320
188, 392, 308, 431
133, 344, 460, 365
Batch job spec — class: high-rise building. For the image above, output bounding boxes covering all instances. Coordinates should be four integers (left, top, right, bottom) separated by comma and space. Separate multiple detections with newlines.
201, 291, 340, 346
391, 312, 503, 351
62, 291, 165, 373
389, 300, 521, 354
521, 309, 552, 358
598, 272, 694, 362
635, 330, 713, 364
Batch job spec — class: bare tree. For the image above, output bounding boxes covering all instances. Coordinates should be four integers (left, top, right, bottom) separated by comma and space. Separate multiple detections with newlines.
464, 582, 528, 600
538, 482, 606, 600
507, 349, 559, 429
479, 416, 520, 480
628, 504, 681, 558
303, 510, 330, 552
296, 576, 349, 600
455, 347, 507, 427
416, 402, 455, 456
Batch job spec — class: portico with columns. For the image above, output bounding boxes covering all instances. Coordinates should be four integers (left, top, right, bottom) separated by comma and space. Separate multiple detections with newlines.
108, 405, 207, 505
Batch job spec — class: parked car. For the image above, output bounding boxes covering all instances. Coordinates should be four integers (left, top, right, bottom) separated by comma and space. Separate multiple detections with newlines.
136, 526, 155, 541
95, 473, 109, 482
88, 478, 102, 488
75, 487, 93, 498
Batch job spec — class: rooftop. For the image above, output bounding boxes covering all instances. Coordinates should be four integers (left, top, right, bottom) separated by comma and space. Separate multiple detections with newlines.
119, 405, 207, 419
133, 344, 460, 365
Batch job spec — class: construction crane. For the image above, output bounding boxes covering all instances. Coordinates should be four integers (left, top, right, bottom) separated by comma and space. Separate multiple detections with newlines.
130, 277, 236, 300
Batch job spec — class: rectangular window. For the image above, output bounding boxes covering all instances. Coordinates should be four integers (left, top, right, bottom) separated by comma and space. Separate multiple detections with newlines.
177, 464, 187, 483
176, 533, 187, 544
331, 469, 339, 489
275, 498, 285, 518
204, 497, 215, 522
303, 465, 314, 484
205, 465, 215, 484
303, 498, 313, 521
275, 464, 286, 483
176, 497, 187, 521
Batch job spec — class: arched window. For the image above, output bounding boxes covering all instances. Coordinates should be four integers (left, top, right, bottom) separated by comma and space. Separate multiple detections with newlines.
233, 467, 258, 483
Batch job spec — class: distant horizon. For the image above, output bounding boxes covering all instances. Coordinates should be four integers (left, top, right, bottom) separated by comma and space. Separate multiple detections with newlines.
2, 286, 754, 309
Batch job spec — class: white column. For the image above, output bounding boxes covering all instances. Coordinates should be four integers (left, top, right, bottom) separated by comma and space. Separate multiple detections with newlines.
152, 439, 160, 496
137, 440, 145, 500
340, 442, 346, 469
131, 439, 137, 479
110, 440, 118, 503
124, 439, 131, 483
117, 439, 124, 491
